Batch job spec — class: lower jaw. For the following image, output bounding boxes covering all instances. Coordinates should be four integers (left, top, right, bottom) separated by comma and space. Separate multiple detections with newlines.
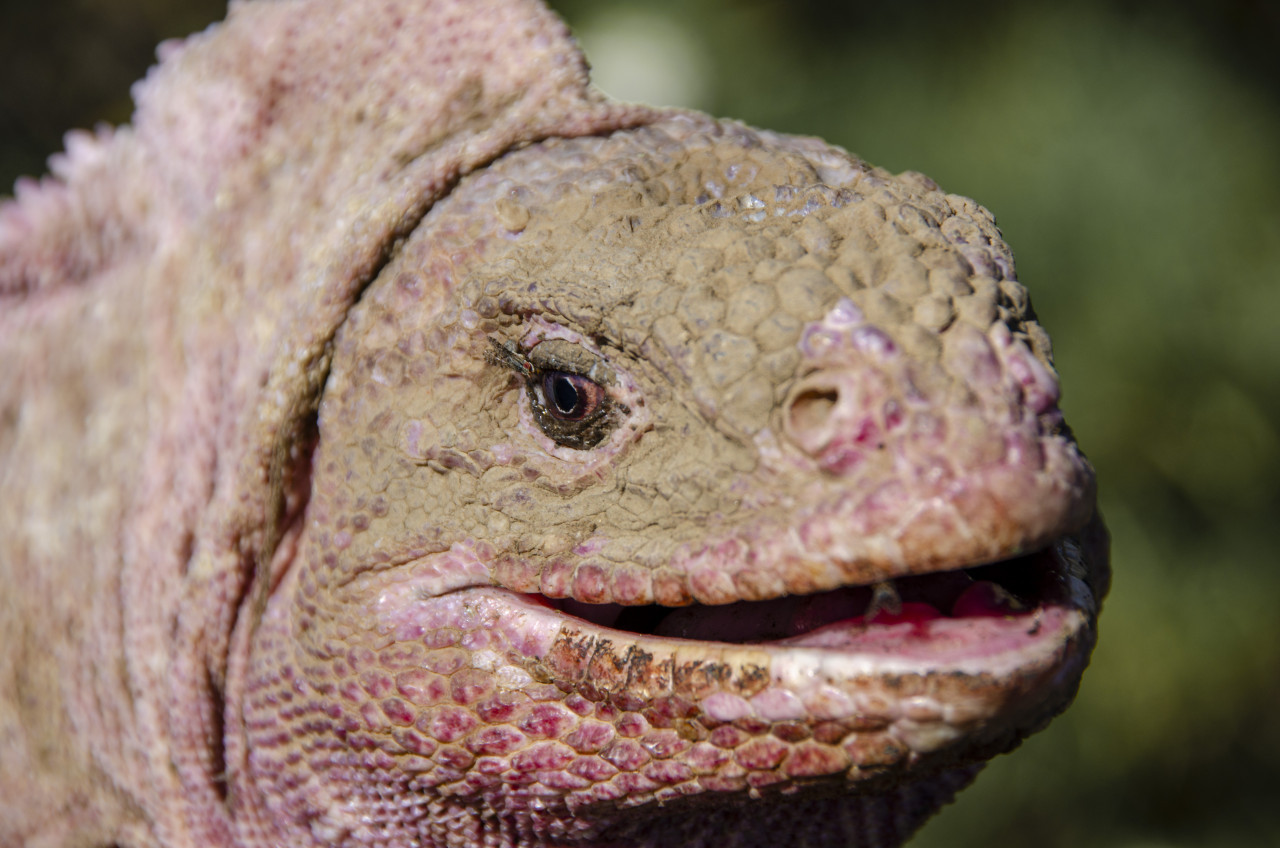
233, 523, 1105, 847
509, 570, 1095, 832
360, 521, 1103, 815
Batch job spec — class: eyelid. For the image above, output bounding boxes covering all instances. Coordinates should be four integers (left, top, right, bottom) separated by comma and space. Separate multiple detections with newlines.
526, 338, 616, 386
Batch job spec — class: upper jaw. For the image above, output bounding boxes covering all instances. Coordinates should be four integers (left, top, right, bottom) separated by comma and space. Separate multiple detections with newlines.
483, 421, 1099, 612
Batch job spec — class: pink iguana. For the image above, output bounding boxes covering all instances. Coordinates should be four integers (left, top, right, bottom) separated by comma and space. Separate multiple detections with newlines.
0, 1, 1109, 846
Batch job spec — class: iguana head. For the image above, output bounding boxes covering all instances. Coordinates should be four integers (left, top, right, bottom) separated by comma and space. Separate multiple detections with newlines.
238, 114, 1108, 847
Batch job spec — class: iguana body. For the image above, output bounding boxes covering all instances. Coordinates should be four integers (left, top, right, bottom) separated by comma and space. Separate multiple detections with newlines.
0, 1, 1108, 846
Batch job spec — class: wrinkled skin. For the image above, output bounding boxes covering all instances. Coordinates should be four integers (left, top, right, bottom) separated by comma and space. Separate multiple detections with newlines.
0, 1, 1109, 847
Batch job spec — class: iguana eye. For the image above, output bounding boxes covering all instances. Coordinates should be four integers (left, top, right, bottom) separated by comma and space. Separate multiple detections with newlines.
541, 372, 604, 421
486, 336, 622, 450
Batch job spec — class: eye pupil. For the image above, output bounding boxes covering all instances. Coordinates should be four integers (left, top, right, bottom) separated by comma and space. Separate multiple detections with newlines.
541, 371, 601, 422
551, 375, 580, 415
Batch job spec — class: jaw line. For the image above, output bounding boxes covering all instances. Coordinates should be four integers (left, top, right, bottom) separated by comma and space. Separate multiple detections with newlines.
526, 529, 1100, 672
527, 592, 1090, 680
368, 526, 1102, 681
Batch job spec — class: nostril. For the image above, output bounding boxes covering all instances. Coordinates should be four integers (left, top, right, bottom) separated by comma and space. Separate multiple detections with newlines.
786, 385, 840, 454
791, 388, 838, 432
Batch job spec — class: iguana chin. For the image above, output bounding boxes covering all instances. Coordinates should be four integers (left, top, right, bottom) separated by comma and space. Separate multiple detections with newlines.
0, 1, 1109, 846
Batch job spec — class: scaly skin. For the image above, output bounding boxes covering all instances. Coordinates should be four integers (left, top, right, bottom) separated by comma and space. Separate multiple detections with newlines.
0, 1, 1109, 847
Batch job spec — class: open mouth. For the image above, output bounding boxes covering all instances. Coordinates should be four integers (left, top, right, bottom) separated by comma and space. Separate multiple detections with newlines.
534, 538, 1091, 656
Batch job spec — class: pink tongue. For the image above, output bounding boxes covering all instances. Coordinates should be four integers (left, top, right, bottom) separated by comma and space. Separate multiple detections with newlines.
865, 602, 945, 626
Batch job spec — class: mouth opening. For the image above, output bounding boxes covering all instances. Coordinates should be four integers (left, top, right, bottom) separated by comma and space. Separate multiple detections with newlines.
535, 545, 1069, 646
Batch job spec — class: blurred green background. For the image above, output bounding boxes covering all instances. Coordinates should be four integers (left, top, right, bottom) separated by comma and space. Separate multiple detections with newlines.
3, 1, 1278, 845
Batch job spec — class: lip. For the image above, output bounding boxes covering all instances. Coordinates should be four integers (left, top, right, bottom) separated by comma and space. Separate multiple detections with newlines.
531, 534, 1095, 670
538, 538, 1095, 663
